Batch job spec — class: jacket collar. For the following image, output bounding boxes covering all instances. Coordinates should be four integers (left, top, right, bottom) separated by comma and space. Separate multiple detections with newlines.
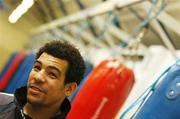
14, 87, 71, 119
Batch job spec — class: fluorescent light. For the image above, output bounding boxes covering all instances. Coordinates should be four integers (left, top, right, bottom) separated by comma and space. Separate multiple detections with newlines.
8, 0, 34, 23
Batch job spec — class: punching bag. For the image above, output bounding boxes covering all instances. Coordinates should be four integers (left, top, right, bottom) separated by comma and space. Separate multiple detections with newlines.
0, 51, 26, 91
67, 58, 135, 119
135, 62, 180, 119
5, 53, 35, 93
0, 52, 17, 80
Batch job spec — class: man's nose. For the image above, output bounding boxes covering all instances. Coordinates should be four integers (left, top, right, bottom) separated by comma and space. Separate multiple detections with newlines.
34, 70, 46, 83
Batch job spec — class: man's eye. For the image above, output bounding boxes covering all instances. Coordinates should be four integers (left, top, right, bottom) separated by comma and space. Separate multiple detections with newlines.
48, 72, 57, 79
33, 65, 41, 71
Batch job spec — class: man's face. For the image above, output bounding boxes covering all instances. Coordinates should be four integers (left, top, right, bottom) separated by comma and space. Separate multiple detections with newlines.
27, 52, 69, 107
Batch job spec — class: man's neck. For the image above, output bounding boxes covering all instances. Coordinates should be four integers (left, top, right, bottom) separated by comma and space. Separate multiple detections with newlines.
23, 103, 61, 119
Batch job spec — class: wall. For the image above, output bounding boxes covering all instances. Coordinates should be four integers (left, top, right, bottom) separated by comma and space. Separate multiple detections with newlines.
0, 11, 30, 71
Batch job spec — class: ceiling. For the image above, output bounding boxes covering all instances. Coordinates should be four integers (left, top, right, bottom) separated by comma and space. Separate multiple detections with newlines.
1, 0, 180, 52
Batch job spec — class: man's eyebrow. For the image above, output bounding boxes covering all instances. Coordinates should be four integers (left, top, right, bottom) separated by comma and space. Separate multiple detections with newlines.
34, 60, 42, 64
47, 66, 61, 75
34, 60, 61, 75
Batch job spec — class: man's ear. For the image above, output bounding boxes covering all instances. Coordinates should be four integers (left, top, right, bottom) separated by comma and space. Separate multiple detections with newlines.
64, 82, 77, 96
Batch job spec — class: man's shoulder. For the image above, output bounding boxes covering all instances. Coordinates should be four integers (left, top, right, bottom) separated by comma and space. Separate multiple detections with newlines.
0, 92, 14, 105
0, 92, 16, 114
0, 93, 15, 119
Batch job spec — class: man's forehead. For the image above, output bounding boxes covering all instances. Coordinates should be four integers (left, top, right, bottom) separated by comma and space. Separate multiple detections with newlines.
37, 53, 69, 72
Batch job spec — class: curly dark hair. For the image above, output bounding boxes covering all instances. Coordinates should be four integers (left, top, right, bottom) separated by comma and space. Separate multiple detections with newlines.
36, 40, 85, 85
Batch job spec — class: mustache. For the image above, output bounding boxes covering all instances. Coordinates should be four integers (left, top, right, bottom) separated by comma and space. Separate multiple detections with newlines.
28, 83, 48, 94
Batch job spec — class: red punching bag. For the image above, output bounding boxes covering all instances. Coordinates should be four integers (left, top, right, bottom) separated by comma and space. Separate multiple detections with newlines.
67, 58, 135, 119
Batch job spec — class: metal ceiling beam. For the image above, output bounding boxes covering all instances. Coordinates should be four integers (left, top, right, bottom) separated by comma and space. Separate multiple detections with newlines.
50, 28, 85, 49
157, 12, 180, 36
91, 16, 117, 48
73, 0, 117, 48
141, 2, 180, 36
69, 24, 108, 48
94, 17, 125, 45
166, 1, 180, 11
140, 2, 178, 58
75, 0, 98, 37
150, 20, 178, 58
93, 16, 138, 46
108, 25, 134, 43
44, 0, 57, 20
31, 0, 144, 34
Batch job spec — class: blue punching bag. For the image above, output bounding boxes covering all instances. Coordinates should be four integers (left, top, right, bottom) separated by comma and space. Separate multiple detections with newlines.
5, 53, 35, 93
14, 53, 35, 88
0, 52, 17, 80
135, 61, 180, 119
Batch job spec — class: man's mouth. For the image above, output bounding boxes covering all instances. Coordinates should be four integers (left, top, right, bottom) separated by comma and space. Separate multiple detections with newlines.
28, 84, 46, 94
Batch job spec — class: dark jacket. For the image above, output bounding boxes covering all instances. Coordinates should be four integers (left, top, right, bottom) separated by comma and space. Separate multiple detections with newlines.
0, 87, 71, 119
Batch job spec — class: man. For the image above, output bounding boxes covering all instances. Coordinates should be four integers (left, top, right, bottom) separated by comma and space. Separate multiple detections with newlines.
0, 40, 85, 119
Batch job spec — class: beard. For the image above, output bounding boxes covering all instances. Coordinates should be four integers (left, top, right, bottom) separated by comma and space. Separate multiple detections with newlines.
26, 93, 44, 107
